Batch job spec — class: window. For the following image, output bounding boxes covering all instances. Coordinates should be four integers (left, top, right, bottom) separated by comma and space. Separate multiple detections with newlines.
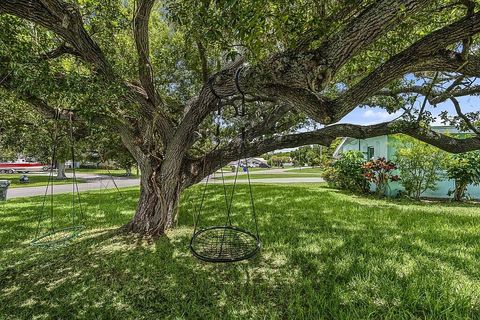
367, 146, 375, 159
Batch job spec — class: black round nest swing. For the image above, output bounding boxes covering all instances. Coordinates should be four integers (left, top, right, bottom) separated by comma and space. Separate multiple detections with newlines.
189, 68, 261, 263
189, 159, 261, 263
31, 110, 85, 248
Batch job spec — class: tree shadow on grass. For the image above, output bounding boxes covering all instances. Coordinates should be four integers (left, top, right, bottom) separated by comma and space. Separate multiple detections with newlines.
1, 184, 480, 319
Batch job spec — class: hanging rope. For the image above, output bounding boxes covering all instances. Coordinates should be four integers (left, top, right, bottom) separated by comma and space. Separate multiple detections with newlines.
68, 112, 84, 225
189, 67, 261, 263
31, 110, 85, 248
235, 66, 259, 239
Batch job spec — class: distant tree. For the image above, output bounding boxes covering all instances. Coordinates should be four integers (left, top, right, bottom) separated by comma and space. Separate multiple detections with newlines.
270, 155, 290, 167
0, 93, 82, 179
291, 145, 321, 167
78, 125, 137, 175
446, 151, 480, 201
394, 136, 447, 199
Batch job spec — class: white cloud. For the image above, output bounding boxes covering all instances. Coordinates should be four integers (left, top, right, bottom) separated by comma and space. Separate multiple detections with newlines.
360, 109, 402, 125
363, 109, 394, 120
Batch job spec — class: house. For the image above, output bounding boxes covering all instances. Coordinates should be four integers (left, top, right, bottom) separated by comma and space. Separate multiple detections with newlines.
333, 126, 480, 199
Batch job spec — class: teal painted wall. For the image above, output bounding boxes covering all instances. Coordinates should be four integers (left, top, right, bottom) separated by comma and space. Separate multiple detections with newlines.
338, 135, 480, 199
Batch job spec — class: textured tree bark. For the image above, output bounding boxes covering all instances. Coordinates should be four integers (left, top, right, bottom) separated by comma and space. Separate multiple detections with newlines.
123, 157, 186, 236
453, 181, 468, 202
56, 161, 67, 180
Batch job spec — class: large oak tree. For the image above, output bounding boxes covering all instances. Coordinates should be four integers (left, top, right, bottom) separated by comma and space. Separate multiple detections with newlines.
1, 0, 480, 236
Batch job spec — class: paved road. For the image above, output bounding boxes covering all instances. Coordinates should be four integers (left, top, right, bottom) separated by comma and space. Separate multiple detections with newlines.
7, 176, 141, 199
5, 168, 323, 199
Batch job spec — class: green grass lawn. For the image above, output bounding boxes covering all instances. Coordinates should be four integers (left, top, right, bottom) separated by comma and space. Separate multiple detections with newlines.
286, 167, 323, 174
1, 184, 480, 319
0, 174, 86, 188
217, 173, 321, 180
66, 168, 140, 177
246, 167, 275, 171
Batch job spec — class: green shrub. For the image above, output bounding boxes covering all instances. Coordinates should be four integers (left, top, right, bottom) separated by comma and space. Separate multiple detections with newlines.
446, 151, 480, 201
322, 151, 368, 193
394, 136, 447, 199
321, 159, 339, 187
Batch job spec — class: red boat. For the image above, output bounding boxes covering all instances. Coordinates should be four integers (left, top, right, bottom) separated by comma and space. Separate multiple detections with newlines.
0, 161, 48, 174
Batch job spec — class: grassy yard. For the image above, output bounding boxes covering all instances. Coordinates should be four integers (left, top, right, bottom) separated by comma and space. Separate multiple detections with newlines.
66, 168, 139, 178
286, 167, 324, 174
0, 174, 86, 188
1, 184, 480, 319
217, 173, 321, 180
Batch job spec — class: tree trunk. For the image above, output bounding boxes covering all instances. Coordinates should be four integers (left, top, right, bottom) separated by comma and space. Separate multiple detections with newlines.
454, 180, 468, 201
56, 161, 67, 180
123, 163, 183, 237
124, 166, 132, 176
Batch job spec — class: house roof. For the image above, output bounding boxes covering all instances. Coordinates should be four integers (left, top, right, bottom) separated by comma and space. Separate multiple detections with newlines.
333, 137, 349, 158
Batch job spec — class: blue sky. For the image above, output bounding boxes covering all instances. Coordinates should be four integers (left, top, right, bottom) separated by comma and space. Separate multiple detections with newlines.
340, 89, 479, 126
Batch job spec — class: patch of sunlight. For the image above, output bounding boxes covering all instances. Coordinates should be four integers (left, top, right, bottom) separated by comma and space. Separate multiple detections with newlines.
345, 274, 379, 300
372, 297, 388, 307
381, 256, 417, 279
1, 284, 21, 297
299, 237, 345, 255
33, 313, 52, 320
20, 297, 38, 308
263, 251, 289, 268
334, 254, 354, 274
254, 251, 300, 284
96, 237, 145, 254
1, 202, 37, 210
450, 273, 480, 297
111, 295, 131, 313
330, 221, 367, 232
397, 254, 417, 278
166, 226, 192, 242
45, 276, 69, 292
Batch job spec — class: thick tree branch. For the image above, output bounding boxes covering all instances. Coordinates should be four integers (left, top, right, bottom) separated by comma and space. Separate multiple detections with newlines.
320, 0, 432, 72
196, 40, 209, 84
40, 43, 81, 60
194, 1, 431, 128
187, 120, 480, 184
0, 0, 115, 78
133, 0, 158, 105
1, 0, 177, 144
296, 1, 365, 50
330, 12, 480, 122
244, 104, 292, 139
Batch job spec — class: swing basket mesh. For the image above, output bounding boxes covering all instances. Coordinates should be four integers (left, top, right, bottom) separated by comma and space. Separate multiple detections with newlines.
190, 226, 260, 263
31, 225, 84, 248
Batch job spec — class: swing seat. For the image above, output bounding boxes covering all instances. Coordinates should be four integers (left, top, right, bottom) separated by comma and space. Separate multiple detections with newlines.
31, 225, 84, 248
190, 225, 260, 263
